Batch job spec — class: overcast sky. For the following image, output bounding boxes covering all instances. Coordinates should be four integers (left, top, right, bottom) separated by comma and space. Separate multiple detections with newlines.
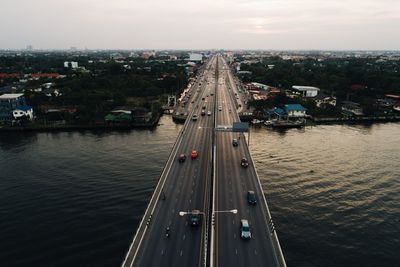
1, 0, 399, 50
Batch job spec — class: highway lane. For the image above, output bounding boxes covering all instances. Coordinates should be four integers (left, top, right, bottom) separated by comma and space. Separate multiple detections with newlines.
122, 56, 217, 267
214, 55, 282, 267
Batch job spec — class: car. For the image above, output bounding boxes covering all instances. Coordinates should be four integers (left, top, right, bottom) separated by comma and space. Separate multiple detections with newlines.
189, 210, 202, 226
178, 154, 186, 163
247, 191, 256, 205
201, 110, 206, 116
218, 106, 222, 111
202, 97, 205, 100
202, 105, 206, 110
241, 157, 249, 168
192, 114, 198, 121
207, 111, 212, 116
191, 100, 195, 103
232, 139, 238, 147
240, 219, 251, 239
191, 150, 198, 159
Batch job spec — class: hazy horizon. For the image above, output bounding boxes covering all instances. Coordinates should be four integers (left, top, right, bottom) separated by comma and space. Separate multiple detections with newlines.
1, 0, 400, 50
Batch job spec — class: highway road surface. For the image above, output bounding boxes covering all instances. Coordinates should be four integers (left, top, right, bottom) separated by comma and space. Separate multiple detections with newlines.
213, 55, 285, 267
121, 55, 285, 267
121, 56, 217, 267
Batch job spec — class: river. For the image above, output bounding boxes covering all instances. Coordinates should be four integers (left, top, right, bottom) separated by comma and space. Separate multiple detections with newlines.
0, 117, 399, 266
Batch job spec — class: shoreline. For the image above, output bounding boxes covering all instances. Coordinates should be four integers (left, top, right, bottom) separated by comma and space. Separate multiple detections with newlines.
0, 115, 161, 133
1, 114, 399, 133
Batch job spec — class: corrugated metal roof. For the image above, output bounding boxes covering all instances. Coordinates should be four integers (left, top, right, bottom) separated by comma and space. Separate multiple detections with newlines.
285, 104, 306, 111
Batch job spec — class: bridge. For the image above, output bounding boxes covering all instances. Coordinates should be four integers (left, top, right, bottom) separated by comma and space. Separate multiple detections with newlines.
121, 55, 286, 267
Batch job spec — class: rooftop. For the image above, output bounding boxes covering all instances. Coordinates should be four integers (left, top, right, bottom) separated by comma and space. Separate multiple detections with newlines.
285, 104, 307, 111
292, 85, 320, 91
0, 93, 24, 99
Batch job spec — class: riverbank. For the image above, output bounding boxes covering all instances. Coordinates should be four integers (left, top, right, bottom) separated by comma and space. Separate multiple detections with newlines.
310, 115, 400, 123
0, 115, 161, 133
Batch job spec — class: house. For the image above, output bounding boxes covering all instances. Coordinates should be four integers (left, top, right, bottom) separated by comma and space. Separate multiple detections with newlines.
12, 105, 33, 120
0, 93, 26, 123
105, 107, 152, 124
292, 85, 320, 97
341, 101, 363, 116
313, 93, 337, 107
251, 82, 269, 91
284, 104, 307, 117
265, 107, 287, 120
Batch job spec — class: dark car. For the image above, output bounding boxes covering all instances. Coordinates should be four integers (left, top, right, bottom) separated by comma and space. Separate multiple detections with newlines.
232, 139, 239, 147
247, 190, 256, 205
201, 110, 206, 116
189, 210, 202, 226
241, 157, 249, 168
178, 154, 186, 163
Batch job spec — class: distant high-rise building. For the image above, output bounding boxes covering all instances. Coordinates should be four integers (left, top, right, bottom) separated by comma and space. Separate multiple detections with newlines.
26, 45, 33, 51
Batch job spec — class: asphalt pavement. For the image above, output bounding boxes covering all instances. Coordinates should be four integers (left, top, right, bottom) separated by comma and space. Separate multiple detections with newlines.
213, 56, 281, 267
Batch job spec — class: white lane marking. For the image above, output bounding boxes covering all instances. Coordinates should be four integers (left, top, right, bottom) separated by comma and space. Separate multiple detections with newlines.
161, 249, 164, 255
255, 250, 257, 255
233, 233, 236, 239
180, 250, 183, 257
189, 199, 192, 203
235, 249, 238, 255
183, 234, 186, 240
232, 220, 235, 225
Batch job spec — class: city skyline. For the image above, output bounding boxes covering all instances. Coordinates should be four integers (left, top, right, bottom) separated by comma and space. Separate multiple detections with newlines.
1, 0, 400, 50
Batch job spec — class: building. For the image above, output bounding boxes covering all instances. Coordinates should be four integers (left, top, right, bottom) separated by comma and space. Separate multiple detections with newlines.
64, 61, 79, 68
284, 104, 307, 117
292, 85, 320, 97
105, 107, 152, 124
188, 53, 203, 62
0, 93, 26, 123
251, 82, 269, 91
313, 93, 337, 107
341, 101, 363, 116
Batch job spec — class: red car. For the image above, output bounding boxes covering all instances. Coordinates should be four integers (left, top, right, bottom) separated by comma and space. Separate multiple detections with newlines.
178, 154, 186, 163
191, 150, 199, 159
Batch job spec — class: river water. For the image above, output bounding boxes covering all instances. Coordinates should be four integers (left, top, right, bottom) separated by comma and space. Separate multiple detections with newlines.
0, 117, 399, 267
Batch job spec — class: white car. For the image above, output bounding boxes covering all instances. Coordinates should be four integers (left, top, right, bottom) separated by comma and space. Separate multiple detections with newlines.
240, 219, 251, 239
207, 111, 212, 116
218, 106, 222, 111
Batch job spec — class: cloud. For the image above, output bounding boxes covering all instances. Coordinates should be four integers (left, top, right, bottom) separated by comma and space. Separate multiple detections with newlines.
0, 0, 399, 49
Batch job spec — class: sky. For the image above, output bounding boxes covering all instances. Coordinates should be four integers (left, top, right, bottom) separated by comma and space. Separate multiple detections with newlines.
1, 0, 400, 50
